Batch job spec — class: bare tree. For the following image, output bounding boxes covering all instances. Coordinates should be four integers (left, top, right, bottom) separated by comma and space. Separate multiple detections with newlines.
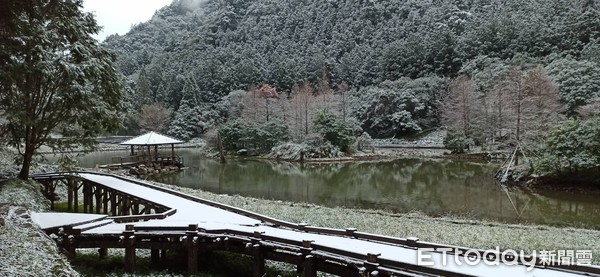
578, 98, 600, 119
442, 75, 479, 139
289, 79, 315, 139
522, 65, 563, 143
241, 84, 259, 123
139, 103, 172, 133
256, 84, 279, 122
316, 70, 331, 111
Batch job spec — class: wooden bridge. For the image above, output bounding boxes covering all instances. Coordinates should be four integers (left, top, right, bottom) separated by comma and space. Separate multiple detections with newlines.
31, 172, 600, 277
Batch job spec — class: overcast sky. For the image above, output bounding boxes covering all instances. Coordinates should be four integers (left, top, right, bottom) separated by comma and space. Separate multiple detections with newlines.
83, 0, 173, 41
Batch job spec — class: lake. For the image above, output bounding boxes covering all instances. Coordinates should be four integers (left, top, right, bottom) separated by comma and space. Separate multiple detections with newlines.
59, 148, 600, 229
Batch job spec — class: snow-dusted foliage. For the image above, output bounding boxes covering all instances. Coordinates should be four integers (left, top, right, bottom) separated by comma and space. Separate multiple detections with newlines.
168, 77, 220, 141
546, 57, 600, 116
353, 77, 448, 138
0, 0, 124, 179
0, 180, 79, 276
266, 143, 310, 160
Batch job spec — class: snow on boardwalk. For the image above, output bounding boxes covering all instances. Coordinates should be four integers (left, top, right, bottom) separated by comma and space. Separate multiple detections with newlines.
32, 172, 595, 277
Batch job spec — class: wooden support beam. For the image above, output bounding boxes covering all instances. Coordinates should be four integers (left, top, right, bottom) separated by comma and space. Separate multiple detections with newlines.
151, 249, 160, 266
110, 192, 117, 216
160, 249, 167, 262
95, 186, 102, 214
82, 182, 89, 213
73, 181, 79, 212
133, 202, 140, 215
67, 178, 73, 212
121, 196, 129, 216
98, 248, 108, 259
102, 189, 109, 214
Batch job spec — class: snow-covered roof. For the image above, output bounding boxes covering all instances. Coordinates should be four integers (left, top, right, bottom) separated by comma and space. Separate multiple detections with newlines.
120, 131, 183, 146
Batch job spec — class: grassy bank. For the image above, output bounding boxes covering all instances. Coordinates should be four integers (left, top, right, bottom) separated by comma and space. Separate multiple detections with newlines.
147, 179, 600, 265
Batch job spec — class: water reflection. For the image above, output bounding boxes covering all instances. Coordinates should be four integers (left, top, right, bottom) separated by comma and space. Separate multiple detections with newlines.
64, 149, 600, 229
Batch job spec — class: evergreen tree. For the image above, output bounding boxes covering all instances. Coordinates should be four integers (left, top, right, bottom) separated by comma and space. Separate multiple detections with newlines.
168, 76, 205, 140
0, 0, 124, 179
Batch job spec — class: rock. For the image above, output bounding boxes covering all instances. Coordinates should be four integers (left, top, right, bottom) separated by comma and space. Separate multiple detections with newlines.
0, 217, 5, 226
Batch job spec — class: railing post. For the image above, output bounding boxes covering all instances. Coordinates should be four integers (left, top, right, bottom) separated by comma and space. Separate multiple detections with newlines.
407, 237, 419, 247
300, 240, 316, 277
123, 224, 136, 273
186, 224, 199, 274
346, 228, 357, 237
252, 231, 265, 277
62, 227, 76, 258
362, 253, 380, 276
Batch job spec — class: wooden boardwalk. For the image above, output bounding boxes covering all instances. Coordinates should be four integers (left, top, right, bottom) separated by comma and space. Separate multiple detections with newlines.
31, 172, 600, 277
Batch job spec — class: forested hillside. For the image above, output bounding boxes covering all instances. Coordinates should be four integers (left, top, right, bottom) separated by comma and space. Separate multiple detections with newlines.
106, 0, 600, 165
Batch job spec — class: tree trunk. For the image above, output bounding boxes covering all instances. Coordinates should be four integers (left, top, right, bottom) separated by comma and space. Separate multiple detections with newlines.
265, 98, 269, 122
217, 132, 226, 164
18, 144, 35, 180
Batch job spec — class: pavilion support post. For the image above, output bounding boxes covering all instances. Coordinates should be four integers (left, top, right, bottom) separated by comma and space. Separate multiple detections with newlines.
171, 144, 175, 165
154, 145, 158, 164
147, 145, 151, 164
130, 145, 134, 156
186, 224, 199, 274
124, 224, 136, 273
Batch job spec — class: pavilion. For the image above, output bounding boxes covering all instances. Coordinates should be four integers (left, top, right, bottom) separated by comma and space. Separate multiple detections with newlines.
118, 131, 184, 167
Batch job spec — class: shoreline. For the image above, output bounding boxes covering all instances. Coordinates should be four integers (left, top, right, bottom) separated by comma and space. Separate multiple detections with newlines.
136, 174, 600, 265
1, 171, 599, 277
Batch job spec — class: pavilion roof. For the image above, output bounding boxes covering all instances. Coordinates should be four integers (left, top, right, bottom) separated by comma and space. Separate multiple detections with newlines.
120, 131, 183, 146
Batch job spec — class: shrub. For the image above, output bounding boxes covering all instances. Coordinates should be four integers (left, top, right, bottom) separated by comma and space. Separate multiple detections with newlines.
534, 117, 600, 175
218, 120, 290, 153
443, 130, 474, 153
313, 110, 354, 153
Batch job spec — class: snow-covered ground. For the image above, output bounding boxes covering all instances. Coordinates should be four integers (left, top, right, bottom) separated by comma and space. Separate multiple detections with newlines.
0, 180, 79, 276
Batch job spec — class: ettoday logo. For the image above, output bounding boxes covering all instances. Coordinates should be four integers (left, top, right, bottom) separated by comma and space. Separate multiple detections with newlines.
417, 247, 593, 271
